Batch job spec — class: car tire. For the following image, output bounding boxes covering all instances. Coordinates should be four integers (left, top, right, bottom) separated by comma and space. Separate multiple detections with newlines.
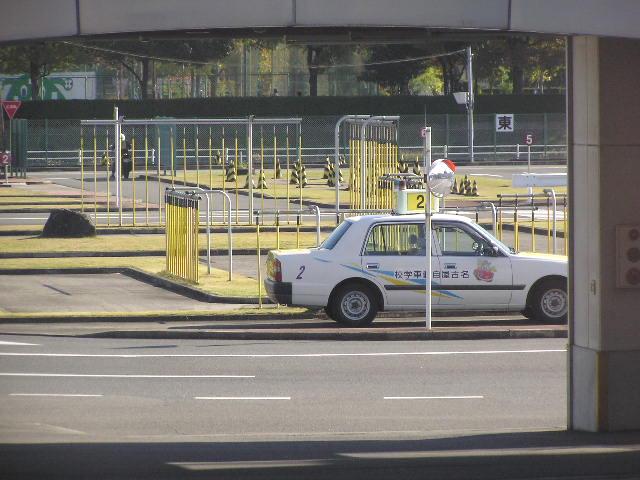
528, 278, 568, 324
324, 305, 337, 321
331, 283, 378, 327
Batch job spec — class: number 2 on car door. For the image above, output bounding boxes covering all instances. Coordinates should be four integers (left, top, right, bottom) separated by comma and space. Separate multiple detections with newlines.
296, 265, 305, 279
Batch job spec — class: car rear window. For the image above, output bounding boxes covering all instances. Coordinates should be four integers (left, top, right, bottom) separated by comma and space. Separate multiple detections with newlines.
320, 220, 353, 250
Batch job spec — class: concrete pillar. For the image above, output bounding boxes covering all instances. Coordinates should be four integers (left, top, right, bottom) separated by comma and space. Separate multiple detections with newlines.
570, 36, 640, 432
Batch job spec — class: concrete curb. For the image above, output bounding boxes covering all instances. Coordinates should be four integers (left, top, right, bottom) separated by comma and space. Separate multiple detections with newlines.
0, 267, 266, 305
67, 327, 569, 341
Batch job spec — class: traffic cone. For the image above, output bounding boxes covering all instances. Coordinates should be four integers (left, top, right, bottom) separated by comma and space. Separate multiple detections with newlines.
464, 177, 472, 196
257, 170, 268, 189
413, 161, 422, 176
451, 177, 459, 194
244, 175, 255, 189
226, 164, 237, 182
290, 168, 299, 185
471, 180, 479, 196
322, 157, 332, 179
300, 165, 308, 188
275, 158, 282, 179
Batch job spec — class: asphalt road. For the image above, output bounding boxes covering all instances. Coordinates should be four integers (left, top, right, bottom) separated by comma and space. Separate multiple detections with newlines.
3, 335, 640, 480
1, 335, 567, 441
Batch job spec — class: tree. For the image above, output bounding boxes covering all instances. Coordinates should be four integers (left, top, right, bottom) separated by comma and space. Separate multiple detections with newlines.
0, 42, 88, 100
82, 39, 234, 99
304, 45, 351, 96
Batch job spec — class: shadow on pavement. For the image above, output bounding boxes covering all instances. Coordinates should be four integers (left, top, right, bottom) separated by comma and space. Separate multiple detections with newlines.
2, 430, 640, 480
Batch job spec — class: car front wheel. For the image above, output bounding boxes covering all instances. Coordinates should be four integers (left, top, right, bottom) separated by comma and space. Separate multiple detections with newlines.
528, 278, 568, 324
331, 284, 378, 327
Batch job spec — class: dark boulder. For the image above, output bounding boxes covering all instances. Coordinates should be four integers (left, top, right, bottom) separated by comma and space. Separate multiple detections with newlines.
42, 209, 96, 238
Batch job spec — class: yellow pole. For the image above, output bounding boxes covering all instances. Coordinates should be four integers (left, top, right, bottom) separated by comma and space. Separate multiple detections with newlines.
286, 127, 290, 219
296, 213, 301, 248
170, 129, 175, 187
257, 219, 262, 308
276, 211, 280, 249
299, 131, 302, 212
195, 126, 200, 186
93, 127, 97, 224
514, 197, 520, 251
208, 127, 213, 188
547, 196, 552, 253
131, 133, 136, 226
157, 133, 162, 226
221, 128, 226, 223
235, 130, 239, 224
531, 199, 536, 253
564, 197, 568, 255
273, 126, 277, 212
165, 196, 169, 273
144, 126, 149, 226
80, 127, 84, 212
260, 126, 265, 214
106, 132, 110, 226
183, 127, 187, 186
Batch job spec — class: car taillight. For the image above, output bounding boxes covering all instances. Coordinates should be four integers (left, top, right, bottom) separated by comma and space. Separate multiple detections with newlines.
268, 256, 282, 282
274, 259, 282, 282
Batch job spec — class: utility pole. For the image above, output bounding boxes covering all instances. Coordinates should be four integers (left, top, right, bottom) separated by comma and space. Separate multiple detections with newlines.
466, 45, 475, 163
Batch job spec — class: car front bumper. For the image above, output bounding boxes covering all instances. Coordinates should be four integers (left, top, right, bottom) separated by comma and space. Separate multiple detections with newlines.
264, 279, 293, 305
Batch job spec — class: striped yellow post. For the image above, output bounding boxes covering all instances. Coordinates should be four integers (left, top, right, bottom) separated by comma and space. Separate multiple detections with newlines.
273, 126, 277, 212
547, 195, 552, 253
170, 130, 175, 187
531, 200, 536, 253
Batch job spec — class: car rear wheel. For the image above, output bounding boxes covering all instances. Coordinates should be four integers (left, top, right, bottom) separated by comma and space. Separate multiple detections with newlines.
528, 278, 567, 324
331, 284, 378, 327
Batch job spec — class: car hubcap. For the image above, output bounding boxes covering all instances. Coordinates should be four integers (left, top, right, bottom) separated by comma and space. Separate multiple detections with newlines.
541, 288, 567, 318
342, 291, 370, 321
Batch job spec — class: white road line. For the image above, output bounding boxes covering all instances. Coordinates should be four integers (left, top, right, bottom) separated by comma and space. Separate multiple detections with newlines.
0, 373, 254, 378
0, 341, 39, 346
384, 396, 484, 400
0, 349, 566, 359
9, 393, 103, 397
195, 397, 291, 401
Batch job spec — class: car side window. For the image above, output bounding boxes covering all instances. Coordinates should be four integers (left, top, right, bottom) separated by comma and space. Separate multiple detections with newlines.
434, 224, 490, 256
364, 223, 426, 256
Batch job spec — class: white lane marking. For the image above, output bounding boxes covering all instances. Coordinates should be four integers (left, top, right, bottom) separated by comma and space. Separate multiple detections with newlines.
0, 341, 39, 346
0, 349, 566, 359
195, 397, 291, 401
468, 173, 502, 177
10, 393, 103, 397
0, 373, 254, 378
384, 396, 484, 400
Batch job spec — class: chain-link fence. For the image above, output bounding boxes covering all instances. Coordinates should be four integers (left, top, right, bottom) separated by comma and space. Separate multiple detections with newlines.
23, 113, 566, 170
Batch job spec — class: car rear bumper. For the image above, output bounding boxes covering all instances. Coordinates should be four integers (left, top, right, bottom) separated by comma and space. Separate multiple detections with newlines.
264, 279, 293, 305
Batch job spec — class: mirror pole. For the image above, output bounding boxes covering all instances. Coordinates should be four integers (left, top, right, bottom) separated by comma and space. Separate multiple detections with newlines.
424, 127, 432, 330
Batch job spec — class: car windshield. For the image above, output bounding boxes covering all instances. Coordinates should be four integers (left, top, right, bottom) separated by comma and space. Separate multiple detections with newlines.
472, 222, 516, 253
319, 220, 353, 250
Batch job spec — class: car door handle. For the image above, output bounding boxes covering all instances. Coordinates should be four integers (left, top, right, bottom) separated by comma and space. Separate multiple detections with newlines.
366, 263, 379, 270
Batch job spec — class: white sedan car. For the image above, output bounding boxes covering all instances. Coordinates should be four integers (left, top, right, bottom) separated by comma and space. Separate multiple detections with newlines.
265, 213, 568, 326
